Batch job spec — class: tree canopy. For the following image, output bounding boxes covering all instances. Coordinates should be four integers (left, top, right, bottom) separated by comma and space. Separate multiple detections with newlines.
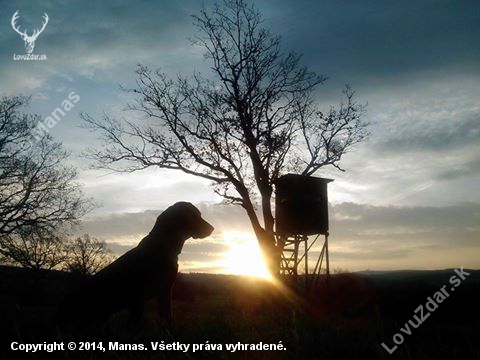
83, 0, 368, 274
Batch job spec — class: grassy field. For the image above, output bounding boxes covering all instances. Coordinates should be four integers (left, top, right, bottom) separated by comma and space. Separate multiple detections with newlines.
0, 266, 479, 359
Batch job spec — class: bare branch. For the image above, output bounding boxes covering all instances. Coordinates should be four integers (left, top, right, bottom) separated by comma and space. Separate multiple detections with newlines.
0, 96, 93, 246
84, 0, 368, 274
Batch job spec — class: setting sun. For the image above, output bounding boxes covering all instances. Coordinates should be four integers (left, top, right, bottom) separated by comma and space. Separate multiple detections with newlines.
220, 231, 272, 280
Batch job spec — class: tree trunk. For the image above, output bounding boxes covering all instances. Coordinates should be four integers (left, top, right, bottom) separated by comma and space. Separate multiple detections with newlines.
242, 199, 281, 277
258, 232, 281, 277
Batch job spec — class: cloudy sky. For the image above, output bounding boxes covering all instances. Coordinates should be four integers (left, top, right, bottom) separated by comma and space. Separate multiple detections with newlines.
1, 0, 479, 273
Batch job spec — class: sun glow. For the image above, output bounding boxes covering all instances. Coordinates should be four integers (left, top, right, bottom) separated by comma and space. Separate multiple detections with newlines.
221, 231, 272, 280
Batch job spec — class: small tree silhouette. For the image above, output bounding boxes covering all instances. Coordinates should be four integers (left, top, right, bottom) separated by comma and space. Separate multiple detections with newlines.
64, 234, 113, 276
83, 0, 368, 275
0, 228, 67, 270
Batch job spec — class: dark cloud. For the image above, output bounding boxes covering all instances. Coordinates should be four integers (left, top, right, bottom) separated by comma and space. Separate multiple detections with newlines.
183, 241, 229, 255
331, 202, 480, 235
80, 202, 480, 270
79, 202, 252, 241
267, 0, 480, 84
373, 114, 480, 153
79, 209, 159, 239
2, 0, 478, 93
106, 241, 133, 255
105, 235, 229, 260
435, 157, 480, 181
316, 248, 410, 261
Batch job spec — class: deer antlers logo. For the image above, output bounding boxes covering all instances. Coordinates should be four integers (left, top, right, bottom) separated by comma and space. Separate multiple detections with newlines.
11, 11, 49, 54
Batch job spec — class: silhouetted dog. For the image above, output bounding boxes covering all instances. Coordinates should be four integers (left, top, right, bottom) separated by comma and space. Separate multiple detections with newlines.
57, 202, 214, 329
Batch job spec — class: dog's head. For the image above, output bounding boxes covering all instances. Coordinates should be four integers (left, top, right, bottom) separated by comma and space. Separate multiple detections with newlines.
166, 202, 214, 239
150, 202, 214, 253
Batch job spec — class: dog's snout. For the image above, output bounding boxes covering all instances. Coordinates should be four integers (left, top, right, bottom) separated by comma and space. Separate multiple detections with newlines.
204, 221, 214, 235
194, 219, 214, 239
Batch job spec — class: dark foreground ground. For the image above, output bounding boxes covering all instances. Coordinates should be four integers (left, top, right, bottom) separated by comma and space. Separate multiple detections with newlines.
0, 266, 479, 360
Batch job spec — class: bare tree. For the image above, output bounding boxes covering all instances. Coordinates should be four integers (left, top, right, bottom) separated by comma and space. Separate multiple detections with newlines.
64, 234, 113, 275
0, 96, 91, 249
83, 0, 368, 274
0, 228, 67, 270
